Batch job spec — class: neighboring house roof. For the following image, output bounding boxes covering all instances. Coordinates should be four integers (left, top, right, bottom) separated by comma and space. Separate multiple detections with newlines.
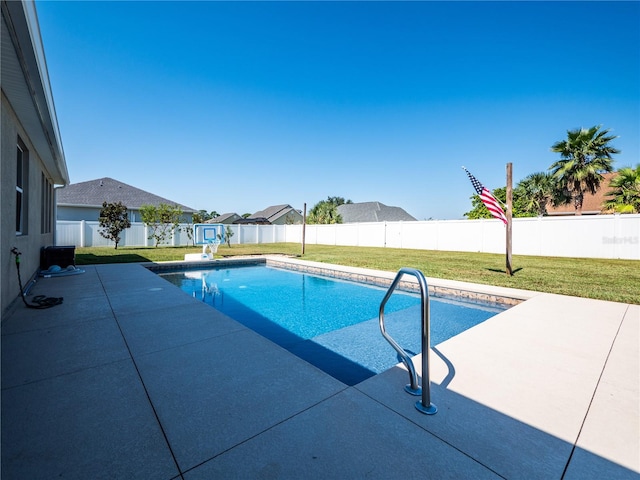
250, 204, 301, 223
57, 177, 196, 212
546, 172, 618, 215
337, 202, 417, 223
233, 217, 271, 225
207, 213, 240, 223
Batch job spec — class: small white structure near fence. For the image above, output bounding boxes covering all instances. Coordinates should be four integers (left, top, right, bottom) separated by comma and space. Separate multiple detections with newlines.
56, 214, 640, 260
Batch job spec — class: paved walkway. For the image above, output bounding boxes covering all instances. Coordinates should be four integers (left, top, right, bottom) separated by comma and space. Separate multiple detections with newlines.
1, 260, 638, 479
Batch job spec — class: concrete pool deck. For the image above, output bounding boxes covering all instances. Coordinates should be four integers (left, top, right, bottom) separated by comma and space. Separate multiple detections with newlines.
1, 258, 638, 479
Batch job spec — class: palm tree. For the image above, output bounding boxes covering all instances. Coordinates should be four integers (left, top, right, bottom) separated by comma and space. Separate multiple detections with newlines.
549, 125, 619, 215
603, 165, 640, 213
516, 172, 557, 216
306, 196, 351, 224
307, 202, 343, 224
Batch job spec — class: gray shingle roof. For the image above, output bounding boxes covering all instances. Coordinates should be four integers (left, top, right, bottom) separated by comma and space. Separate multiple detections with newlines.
250, 204, 295, 222
56, 177, 196, 212
336, 202, 416, 223
207, 213, 240, 223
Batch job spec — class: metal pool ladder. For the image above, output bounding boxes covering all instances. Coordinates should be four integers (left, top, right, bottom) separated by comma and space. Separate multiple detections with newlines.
379, 268, 437, 415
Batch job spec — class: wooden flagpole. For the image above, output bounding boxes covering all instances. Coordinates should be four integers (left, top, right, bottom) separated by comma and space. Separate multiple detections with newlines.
506, 163, 513, 276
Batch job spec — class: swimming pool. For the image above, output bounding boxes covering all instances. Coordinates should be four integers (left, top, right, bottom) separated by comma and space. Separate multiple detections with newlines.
158, 264, 507, 385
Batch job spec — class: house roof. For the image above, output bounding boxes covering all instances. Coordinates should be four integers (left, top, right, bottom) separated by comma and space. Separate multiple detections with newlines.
337, 202, 417, 223
250, 204, 300, 222
207, 213, 240, 223
234, 217, 271, 225
56, 177, 196, 212
546, 172, 618, 215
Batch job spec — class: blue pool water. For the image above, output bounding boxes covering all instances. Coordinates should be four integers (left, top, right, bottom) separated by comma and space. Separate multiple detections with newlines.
158, 265, 507, 385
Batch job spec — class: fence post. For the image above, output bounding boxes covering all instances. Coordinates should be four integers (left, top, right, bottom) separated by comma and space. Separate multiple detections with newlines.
80, 220, 86, 247
384, 221, 387, 248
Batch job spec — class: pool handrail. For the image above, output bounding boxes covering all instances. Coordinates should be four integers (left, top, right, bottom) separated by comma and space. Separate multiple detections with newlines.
379, 268, 437, 415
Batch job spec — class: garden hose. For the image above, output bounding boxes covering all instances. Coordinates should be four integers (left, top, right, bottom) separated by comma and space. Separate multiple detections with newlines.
11, 247, 63, 309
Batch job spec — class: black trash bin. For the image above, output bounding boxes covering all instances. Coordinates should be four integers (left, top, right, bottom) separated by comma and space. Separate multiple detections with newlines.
40, 246, 76, 270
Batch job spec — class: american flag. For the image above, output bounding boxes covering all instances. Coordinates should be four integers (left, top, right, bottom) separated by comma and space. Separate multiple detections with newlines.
463, 167, 508, 225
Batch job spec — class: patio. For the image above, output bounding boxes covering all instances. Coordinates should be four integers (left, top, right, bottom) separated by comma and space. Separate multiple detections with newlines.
1, 259, 638, 479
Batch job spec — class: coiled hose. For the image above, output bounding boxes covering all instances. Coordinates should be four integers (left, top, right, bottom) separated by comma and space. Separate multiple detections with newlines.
11, 247, 63, 309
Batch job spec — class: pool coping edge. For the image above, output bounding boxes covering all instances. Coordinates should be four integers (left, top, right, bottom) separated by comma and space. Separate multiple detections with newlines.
144, 255, 537, 307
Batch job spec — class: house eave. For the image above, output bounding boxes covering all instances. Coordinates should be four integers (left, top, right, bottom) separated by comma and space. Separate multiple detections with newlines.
58, 203, 103, 209
1, 0, 68, 185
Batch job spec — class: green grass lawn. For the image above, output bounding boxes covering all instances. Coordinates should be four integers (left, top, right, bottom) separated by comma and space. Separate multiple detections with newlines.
75, 244, 640, 304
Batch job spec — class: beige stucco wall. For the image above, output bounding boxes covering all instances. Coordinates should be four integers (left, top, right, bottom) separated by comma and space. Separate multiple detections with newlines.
1, 92, 55, 315
2, 1, 68, 316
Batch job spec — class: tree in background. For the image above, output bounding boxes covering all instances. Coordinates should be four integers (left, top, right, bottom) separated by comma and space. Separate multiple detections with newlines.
140, 203, 183, 247
217, 225, 234, 247
603, 165, 640, 213
307, 202, 342, 224
193, 210, 210, 223
549, 125, 619, 215
516, 172, 561, 216
192, 210, 220, 223
465, 187, 508, 220
325, 196, 352, 206
464, 186, 533, 219
98, 201, 131, 249
181, 220, 195, 247
307, 196, 352, 224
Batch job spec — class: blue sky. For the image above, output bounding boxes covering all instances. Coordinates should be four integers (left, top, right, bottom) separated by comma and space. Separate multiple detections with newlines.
37, 1, 639, 220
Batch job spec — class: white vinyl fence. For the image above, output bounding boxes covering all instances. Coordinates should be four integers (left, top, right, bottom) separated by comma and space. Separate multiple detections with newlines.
56, 214, 640, 260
